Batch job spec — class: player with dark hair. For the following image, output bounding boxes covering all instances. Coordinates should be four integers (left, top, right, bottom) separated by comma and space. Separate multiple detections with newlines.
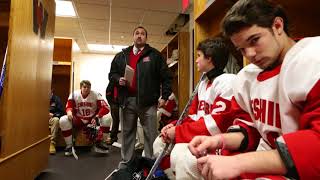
153, 37, 236, 179
189, 0, 320, 179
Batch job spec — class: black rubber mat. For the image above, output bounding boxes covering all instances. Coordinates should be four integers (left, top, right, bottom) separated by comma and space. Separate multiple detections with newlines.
35, 146, 122, 180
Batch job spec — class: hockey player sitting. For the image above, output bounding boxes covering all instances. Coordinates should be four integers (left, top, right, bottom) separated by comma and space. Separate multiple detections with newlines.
59, 80, 110, 156
153, 37, 236, 179
189, 0, 320, 179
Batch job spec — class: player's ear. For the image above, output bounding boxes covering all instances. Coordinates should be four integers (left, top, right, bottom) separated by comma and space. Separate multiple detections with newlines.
272, 17, 284, 35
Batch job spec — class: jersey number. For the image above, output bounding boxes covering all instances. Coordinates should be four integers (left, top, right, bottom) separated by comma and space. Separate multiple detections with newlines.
81, 109, 91, 116
212, 101, 227, 114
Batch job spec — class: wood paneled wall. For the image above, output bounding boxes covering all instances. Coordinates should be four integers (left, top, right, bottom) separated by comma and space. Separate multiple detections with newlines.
53, 38, 72, 62
52, 68, 70, 107
0, 0, 55, 179
177, 32, 190, 114
160, 32, 190, 115
0, 1, 10, 27
52, 38, 73, 109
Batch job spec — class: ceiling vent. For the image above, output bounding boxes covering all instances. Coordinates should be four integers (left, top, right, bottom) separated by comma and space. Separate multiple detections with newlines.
165, 13, 190, 36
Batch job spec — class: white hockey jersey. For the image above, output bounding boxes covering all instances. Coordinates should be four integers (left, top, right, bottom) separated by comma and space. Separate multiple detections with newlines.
66, 90, 109, 122
175, 73, 236, 143
231, 37, 320, 179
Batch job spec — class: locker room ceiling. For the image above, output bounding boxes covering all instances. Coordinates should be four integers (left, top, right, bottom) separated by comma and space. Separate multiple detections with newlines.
54, 0, 183, 53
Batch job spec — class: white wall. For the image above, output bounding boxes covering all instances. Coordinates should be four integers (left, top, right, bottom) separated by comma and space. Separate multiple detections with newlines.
73, 53, 115, 99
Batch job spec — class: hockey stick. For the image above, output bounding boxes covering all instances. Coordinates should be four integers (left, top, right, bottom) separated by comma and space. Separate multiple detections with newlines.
145, 73, 205, 180
0, 46, 8, 99
71, 61, 78, 160
105, 168, 119, 180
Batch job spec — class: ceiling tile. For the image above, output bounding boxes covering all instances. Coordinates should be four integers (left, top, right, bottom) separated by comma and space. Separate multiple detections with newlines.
80, 18, 108, 31
111, 0, 181, 13
143, 11, 178, 26
76, 2, 108, 19
55, 0, 186, 53
112, 7, 144, 23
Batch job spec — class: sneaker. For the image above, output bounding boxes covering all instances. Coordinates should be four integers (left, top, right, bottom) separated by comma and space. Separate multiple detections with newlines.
93, 141, 109, 154
106, 137, 117, 145
64, 146, 73, 156
135, 143, 144, 150
49, 142, 56, 154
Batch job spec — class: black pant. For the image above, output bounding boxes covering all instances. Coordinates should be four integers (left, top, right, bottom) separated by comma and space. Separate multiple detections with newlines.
110, 102, 120, 141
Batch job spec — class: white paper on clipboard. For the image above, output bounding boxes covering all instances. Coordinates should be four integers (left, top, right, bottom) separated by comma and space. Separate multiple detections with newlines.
124, 65, 134, 86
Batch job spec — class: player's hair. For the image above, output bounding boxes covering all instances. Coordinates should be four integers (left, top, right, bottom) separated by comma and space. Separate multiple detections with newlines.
196, 37, 229, 71
133, 26, 148, 38
80, 80, 91, 88
222, 0, 289, 37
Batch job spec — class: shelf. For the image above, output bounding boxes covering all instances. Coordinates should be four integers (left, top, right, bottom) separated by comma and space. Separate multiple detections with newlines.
160, 32, 190, 115
53, 61, 71, 65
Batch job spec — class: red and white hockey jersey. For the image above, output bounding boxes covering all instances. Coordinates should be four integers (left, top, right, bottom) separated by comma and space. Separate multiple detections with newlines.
175, 73, 236, 143
66, 90, 109, 123
158, 93, 178, 118
231, 37, 320, 179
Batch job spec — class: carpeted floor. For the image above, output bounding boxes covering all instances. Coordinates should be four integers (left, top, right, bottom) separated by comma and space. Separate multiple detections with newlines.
35, 146, 122, 180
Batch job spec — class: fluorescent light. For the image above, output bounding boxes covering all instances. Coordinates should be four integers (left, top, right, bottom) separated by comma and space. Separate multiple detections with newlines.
55, 0, 76, 17
73, 41, 80, 51
88, 44, 128, 53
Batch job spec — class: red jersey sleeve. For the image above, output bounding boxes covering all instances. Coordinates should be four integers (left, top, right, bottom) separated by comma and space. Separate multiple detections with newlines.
175, 96, 234, 143
65, 99, 75, 113
276, 80, 320, 179
97, 99, 109, 118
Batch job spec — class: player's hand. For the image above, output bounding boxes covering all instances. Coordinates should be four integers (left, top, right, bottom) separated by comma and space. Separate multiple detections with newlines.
197, 155, 242, 180
67, 111, 73, 121
158, 99, 166, 108
49, 113, 53, 119
188, 135, 220, 158
91, 118, 96, 126
91, 115, 99, 126
166, 126, 176, 142
119, 77, 127, 86
160, 123, 174, 143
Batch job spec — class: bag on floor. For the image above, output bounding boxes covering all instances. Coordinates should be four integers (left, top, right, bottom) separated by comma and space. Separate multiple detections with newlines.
111, 156, 169, 180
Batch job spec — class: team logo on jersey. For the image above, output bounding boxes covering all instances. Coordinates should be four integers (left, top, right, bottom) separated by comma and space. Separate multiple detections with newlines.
251, 98, 281, 128
142, 56, 150, 62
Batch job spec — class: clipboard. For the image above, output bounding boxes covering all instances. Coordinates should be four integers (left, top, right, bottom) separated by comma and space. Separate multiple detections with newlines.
124, 65, 134, 86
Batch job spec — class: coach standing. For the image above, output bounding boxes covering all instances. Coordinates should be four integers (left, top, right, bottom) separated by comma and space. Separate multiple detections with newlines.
108, 26, 172, 169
